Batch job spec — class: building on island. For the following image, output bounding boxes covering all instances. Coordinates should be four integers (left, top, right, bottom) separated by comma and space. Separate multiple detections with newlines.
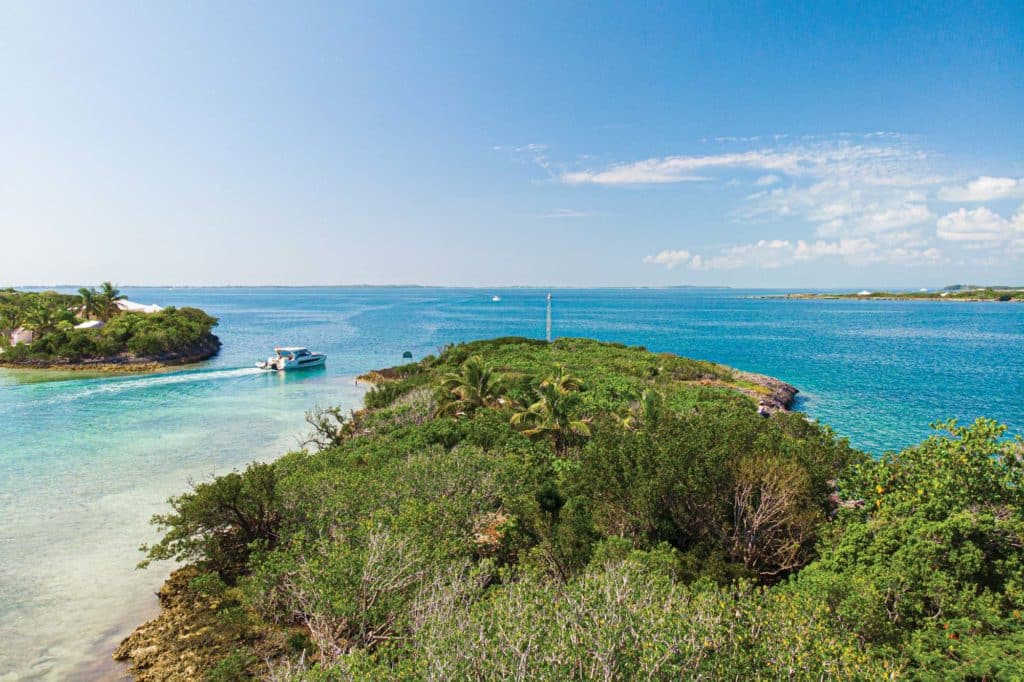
117, 300, 164, 314
8, 327, 34, 347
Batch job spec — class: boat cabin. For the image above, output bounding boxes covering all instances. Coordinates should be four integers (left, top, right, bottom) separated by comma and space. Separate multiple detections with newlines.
275, 347, 312, 359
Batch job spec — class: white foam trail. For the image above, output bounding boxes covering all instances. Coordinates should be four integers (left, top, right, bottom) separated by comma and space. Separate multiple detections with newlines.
27, 367, 264, 405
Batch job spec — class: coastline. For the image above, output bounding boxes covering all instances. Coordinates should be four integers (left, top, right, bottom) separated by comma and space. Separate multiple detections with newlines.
0, 334, 221, 372
767, 293, 1024, 303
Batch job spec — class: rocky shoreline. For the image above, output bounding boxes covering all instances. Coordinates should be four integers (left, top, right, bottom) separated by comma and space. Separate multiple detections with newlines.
732, 369, 798, 413
0, 334, 221, 372
113, 567, 261, 681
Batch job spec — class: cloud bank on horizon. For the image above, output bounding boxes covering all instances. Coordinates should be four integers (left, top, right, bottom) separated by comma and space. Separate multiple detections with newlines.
508, 133, 1024, 275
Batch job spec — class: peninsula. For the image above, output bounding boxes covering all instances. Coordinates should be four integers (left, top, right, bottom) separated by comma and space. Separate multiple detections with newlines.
0, 283, 221, 370
117, 337, 1023, 680
782, 285, 1024, 302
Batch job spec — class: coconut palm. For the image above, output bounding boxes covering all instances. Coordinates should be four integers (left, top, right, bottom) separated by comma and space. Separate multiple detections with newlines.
511, 373, 591, 454
21, 299, 73, 336
540, 364, 584, 392
438, 355, 508, 416
612, 389, 664, 432
77, 287, 102, 320
0, 305, 18, 347
96, 281, 126, 321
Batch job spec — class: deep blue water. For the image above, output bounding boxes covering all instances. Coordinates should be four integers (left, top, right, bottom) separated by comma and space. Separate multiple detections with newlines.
0, 287, 1021, 679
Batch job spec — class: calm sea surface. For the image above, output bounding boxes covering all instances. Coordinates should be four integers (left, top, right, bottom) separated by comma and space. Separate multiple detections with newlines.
1, 287, 1022, 679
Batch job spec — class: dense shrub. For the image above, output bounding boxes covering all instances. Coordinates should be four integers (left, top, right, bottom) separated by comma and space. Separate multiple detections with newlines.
141, 462, 281, 579
137, 338, 1022, 679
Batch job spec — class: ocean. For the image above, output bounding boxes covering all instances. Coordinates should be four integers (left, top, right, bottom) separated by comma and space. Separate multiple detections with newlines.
0, 286, 1021, 679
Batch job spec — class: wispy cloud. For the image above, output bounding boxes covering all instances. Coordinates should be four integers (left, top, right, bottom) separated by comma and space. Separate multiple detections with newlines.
541, 208, 604, 219
494, 143, 557, 174
560, 137, 940, 187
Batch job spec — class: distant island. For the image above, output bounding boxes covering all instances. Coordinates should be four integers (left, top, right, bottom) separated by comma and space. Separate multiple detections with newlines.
0, 283, 220, 370
781, 285, 1024, 302
116, 337, 1023, 680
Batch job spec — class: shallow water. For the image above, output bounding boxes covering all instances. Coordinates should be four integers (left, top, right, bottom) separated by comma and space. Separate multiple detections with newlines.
0, 287, 1021, 679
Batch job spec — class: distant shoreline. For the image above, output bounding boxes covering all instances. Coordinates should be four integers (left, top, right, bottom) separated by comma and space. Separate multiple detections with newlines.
772, 291, 1023, 303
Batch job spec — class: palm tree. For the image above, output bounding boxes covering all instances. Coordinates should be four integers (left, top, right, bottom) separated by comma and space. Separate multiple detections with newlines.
0, 305, 18, 347
511, 372, 591, 454
97, 281, 126, 321
540, 364, 584, 392
21, 299, 73, 336
77, 287, 102, 320
438, 355, 508, 416
612, 389, 664, 432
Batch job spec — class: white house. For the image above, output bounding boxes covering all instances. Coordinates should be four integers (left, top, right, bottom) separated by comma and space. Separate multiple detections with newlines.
75, 320, 106, 330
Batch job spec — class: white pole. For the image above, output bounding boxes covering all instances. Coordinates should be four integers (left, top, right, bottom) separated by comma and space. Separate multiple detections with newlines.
546, 292, 552, 342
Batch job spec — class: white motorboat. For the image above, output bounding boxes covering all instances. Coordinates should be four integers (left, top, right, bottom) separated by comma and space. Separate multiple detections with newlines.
492, 295, 501, 302
256, 347, 327, 371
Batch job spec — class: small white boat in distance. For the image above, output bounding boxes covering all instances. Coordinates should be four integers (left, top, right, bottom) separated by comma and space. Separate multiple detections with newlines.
492, 295, 501, 302
256, 347, 326, 371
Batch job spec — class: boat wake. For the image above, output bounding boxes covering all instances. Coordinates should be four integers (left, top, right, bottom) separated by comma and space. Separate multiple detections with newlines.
20, 367, 265, 406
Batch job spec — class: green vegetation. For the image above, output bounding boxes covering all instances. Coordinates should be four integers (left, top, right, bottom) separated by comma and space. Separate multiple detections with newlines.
0, 283, 219, 366
786, 286, 1024, 302
129, 338, 1024, 680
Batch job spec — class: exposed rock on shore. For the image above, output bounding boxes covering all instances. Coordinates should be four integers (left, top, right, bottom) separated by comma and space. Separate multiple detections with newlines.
113, 566, 271, 681
732, 370, 799, 413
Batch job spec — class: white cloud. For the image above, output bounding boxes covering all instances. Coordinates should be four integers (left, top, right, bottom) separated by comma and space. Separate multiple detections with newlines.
936, 206, 1024, 248
650, 235, 943, 272
560, 138, 937, 187
642, 249, 692, 269
502, 134, 1023, 272
541, 208, 602, 219
563, 164, 711, 184
564, 137, 950, 260
937, 176, 1024, 202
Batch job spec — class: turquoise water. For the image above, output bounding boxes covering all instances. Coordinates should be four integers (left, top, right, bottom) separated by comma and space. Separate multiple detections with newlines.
1, 287, 1022, 679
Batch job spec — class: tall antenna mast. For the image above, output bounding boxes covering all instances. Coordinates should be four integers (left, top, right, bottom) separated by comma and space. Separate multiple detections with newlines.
546, 292, 552, 342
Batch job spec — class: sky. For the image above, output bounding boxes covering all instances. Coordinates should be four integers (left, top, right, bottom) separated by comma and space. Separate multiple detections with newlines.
2, 1, 1022, 288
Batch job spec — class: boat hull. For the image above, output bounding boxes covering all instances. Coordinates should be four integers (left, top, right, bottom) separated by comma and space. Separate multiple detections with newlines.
256, 354, 327, 371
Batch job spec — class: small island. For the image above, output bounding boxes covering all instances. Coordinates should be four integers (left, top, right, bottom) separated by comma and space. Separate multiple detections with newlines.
115, 337, 1024, 680
781, 284, 1024, 302
0, 283, 221, 371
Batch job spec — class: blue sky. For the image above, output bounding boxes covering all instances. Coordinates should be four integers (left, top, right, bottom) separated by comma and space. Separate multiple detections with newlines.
2, 2, 1022, 287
